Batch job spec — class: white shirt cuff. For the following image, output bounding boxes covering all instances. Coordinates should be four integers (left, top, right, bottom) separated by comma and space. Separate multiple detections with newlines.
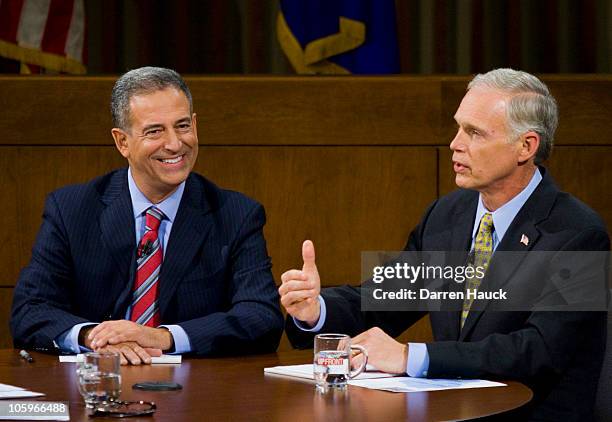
160, 325, 191, 354
406, 342, 429, 377
55, 322, 97, 353
293, 295, 327, 332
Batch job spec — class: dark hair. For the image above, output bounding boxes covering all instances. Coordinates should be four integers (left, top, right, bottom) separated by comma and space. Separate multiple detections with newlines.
110, 66, 193, 130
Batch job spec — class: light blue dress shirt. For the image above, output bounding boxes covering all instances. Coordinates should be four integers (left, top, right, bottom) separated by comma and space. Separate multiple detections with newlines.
297, 168, 543, 377
55, 168, 192, 354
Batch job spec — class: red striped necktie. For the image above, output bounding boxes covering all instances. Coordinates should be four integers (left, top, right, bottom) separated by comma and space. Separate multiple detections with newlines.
131, 206, 164, 327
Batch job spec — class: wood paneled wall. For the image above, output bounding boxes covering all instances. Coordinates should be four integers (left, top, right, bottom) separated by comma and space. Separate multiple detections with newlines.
0, 76, 610, 350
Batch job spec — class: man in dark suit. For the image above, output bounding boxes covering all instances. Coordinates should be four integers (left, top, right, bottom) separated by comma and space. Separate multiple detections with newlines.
11, 67, 283, 364
279, 69, 609, 420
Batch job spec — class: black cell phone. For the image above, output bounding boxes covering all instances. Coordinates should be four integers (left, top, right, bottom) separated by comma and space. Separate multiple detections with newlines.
132, 381, 183, 391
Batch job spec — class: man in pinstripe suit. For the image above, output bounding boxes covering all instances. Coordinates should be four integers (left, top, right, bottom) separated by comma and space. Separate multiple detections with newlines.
10, 67, 283, 364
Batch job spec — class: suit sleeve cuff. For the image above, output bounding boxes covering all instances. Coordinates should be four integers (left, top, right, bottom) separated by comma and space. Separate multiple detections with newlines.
55, 322, 97, 353
292, 295, 327, 332
160, 325, 191, 354
406, 342, 429, 377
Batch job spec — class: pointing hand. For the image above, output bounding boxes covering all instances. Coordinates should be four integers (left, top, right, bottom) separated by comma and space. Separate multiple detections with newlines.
279, 240, 322, 326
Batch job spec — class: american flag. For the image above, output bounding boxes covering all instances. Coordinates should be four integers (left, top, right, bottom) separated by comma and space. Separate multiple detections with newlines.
0, 0, 86, 74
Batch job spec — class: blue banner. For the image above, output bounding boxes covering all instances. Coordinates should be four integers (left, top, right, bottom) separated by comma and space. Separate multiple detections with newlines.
278, 0, 400, 74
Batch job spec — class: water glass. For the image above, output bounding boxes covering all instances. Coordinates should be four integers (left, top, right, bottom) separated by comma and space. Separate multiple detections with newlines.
76, 352, 122, 408
314, 333, 368, 391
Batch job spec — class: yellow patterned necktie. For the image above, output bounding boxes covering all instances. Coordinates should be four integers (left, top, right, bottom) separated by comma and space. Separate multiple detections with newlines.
461, 212, 494, 329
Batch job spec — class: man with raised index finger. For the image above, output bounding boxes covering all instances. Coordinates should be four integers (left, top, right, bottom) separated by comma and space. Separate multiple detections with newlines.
279, 68, 609, 421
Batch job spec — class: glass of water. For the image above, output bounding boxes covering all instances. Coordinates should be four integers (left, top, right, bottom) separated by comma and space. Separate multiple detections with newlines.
76, 352, 121, 409
314, 333, 368, 392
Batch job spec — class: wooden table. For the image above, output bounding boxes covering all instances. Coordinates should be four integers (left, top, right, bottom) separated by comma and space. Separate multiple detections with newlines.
0, 349, 531, 421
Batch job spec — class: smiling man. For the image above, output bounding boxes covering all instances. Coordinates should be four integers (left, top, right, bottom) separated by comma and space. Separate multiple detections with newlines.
280, 69, 609, 421
11, 67, 283, 364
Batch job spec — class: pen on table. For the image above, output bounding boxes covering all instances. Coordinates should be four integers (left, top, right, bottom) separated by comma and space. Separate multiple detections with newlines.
19, 349, 34, 363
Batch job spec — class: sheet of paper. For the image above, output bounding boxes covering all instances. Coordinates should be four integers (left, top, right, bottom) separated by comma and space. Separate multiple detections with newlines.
348, 376, 507, 392
0, 384, 45, 399
264, 364, 395, 380
59, 354, 181, 364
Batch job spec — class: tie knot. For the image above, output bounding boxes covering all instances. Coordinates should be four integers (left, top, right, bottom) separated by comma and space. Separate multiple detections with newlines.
479, 213, 494, 234
145, 207, 164, 231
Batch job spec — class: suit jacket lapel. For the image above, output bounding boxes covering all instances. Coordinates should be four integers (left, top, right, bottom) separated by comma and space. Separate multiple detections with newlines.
458, 221, 539, 340
98, 169, 137, 316
449, 193, 478, 253
445, 193, 478, 339
459, 167, 559, 339
157, 175, 214, 318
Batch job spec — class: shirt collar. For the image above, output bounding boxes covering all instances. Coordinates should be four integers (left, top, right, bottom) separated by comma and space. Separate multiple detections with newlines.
472, 167, 543, 242
127, 167, 185, 223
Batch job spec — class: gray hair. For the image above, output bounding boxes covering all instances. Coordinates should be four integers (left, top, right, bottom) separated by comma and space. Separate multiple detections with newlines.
111, 66, 193, 131
468, 68, 558, 164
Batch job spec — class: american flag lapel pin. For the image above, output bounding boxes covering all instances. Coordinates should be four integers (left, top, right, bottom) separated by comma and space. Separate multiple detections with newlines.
520, 234, 529, 246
